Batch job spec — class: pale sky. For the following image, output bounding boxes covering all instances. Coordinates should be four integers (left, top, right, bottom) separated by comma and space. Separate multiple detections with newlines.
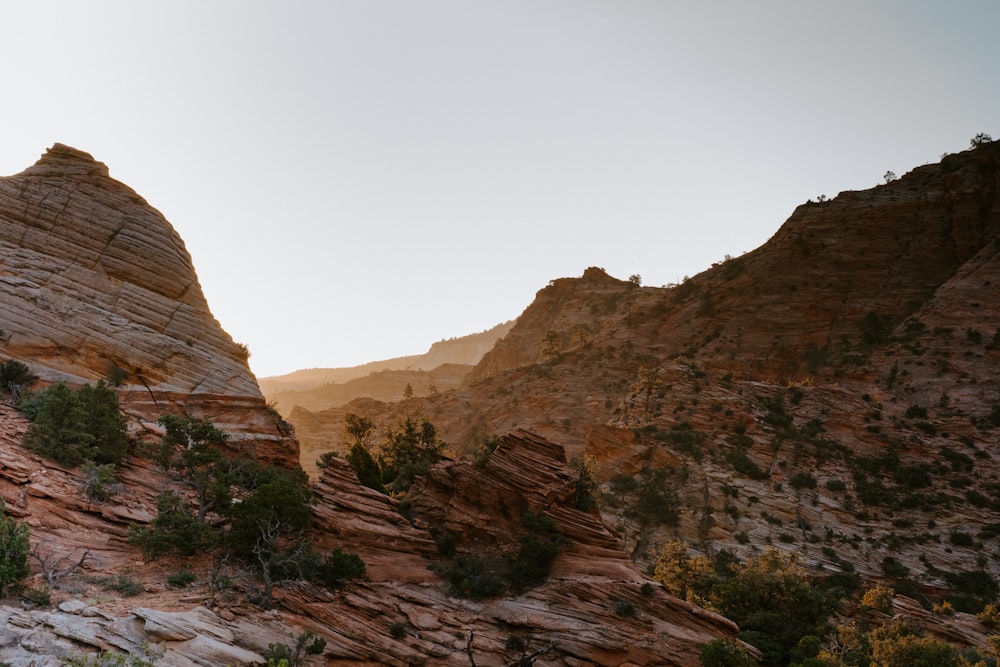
2, 2, 997, 377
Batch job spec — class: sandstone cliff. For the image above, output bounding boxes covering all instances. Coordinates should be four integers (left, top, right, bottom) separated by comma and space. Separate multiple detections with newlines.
0, 144, 296, 467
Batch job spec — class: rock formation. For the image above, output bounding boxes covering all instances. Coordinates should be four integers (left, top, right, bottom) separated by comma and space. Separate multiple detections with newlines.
0, 144, 296, 467
0, 145, 739, 665
0, 401, 738, 665
284, 140, 1000, 656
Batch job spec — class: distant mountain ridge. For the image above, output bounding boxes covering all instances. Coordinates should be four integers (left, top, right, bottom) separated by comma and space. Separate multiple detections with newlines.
260, 320, 513, 413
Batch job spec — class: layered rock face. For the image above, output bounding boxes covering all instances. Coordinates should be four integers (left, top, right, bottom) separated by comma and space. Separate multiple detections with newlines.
0, 404, 739, 666
0, 144, 296, 466
290, 428, 740, 666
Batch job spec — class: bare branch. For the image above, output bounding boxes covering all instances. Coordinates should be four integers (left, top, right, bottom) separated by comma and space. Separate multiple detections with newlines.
30, 545, 95, 588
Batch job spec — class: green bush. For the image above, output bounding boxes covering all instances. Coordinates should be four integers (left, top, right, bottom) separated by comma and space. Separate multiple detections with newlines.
0, 503, 29, 596
101, 573, 142, 597
698, 638, 756, 667
22, 382, 95, 465
433, 553, 508, 599
508, 512, 570, 592
0, 359, 36, 396
80, 463, 119, 502
156, 416, 231, 522
228, 475, 312, 551
377, 417, 445, 493
128, 492, 214, 558
64, 648, 159, 667
166, 570, 196, 588
881, 556, 909, 578
728, 449, 769, 480
824, 479, 847, 492
628, 468, 680, 528
789, 472, 817, 490
613, 597, 637, 617
712, 550, 837, 667
571, 457, 598, 511
308, 548, 366, 589
78, 382, 129, 464
261, 630, 326, 667
346, 442, 385, 493
22, 381, 127, 467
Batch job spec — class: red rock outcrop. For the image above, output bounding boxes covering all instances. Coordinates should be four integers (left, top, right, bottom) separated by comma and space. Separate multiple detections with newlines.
286, 428, 742, 666
0, 144, 297, 467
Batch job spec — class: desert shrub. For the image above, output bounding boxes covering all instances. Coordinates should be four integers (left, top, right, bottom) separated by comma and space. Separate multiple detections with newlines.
78, 382, 129, 464
434, 553, 508, 599
166, 570, 196, 588
471, 433, 501, 467
80, 463, 120, 502
941, 447, 974, 472
712, 550, 837, 667
21, 584, 51, 607
653, 541, 715, 602
612, 597, 636, 617
128, 492, 213, 558
971, 132, 993, 147
261, 630, 326, 667
226, 474, 313, 563
861, 582, 895, 614
789, 472, 817, 490
893, 464, 932, 490
949, 530, 975, 547
156, 416, 231, 522
629, 468, 680, 528
101, 573, 142, 597
977, 603, 1000, 627
306, 548, 366, 589
571, 457, 598, 511
881, 556, 909, 578
861, 311, 892, 346
728, 448, 769, 480
870, 632, 960, 667
666, 422, 707, 460
22, 383, 94, 466
64, 647, 159, 667
377, 417, 445, 493
22, 381, 127, 467
698, 638, 757, 667
508, 512, 570, 592
943, 569, 998, 598
0, 503, 29, 596
0, 359, 36, 397
315, 450, 339, 469
825, 479, 847, 492
346, 442, 385, 493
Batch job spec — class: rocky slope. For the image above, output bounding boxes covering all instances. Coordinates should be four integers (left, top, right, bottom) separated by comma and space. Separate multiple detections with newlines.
288, 139, 1000, 647
0, 403, 739, 666
0, 145, 739, 665
0, 144, 296, 467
